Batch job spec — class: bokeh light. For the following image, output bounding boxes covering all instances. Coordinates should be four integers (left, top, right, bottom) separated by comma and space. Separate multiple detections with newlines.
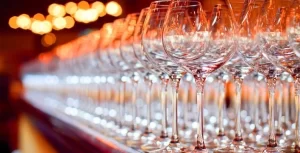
46, 15, 54, 22
8, 16, 18, 29
31, 20, 42, 34
92, 1, 105, 16
9, 1, 109, 32
53, 17, 66, 30
78, 1, 90, 10
105, 1, 122, 17
74, 9, 98, 23
85, 9, 98, 22
16, 14, 31, 30
30, 20, 52, 35
65, 2, 77, 15
42, 21, 52, 33
64, 16, 75, 29
74, 9, 85, 22
48, 3, 66, 17
41, 33, 56, 47
33, 13, 45, 21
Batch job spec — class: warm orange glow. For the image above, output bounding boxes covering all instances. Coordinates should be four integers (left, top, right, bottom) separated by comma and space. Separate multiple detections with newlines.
74, 8, 98, 23
42, 21, 52, 33
85, 9, 98, 23
31, 20, 41, 34
52, 17, 66, 30
48, 4, 57, 14
92, 1, 105, 16
17, 14, 31, 30
105, 1, 122, 17
38, 53, 53, 64
8, 16, 18, 29
56, 41, 76, 59
65, 2, 77, 15
103, 23, 113, 34
48, 3, 66, 17
33, 13, 45, 21
99, 10, 106, 17
46, 15, 54, 22
41, 33, 56, 47
64, 16, 75, 29
31, 20, 52, 35
78, 1, 90, 10
74, 9, 85, 22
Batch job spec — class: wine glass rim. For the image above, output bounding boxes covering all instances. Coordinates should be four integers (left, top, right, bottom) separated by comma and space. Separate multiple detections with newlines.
150, 0, 171, 5
169, 1, 202, 7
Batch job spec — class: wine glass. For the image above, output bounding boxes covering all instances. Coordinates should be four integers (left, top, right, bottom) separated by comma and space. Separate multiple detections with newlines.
133, 4, 172, 152
142, 1, 190, 152
237, 1, 289, 152
201, 0, 257, 152
163, 1, 236, 152
287, 0, 300, 57
119, 13, 145, 148
257, 0, 297, 152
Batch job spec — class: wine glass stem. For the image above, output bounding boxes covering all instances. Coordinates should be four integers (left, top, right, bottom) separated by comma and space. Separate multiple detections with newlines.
294, 78, 300, 148
183, 83, 189, 130
131, 80, 138, 130
234, 78, 243, 141
253, 81, 260, 131
145, 78, 153, 133
194, 76, 206, 149
276, 82, 283, 135
170, 76, 181, 143
267, 78, 277, 147
119, 81, 126, 128
160, 78, 169, 138
283, 83, 290, 125
218, 80, 225, 136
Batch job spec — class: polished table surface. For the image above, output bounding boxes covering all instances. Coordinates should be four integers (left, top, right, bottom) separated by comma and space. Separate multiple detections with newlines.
20, 99, 139, 153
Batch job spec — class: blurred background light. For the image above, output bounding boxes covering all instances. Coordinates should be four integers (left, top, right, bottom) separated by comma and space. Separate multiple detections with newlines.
52, 17, 66, 30
78, 1, 90, 10
8, 16, 18, 29
105, 1, 122, 17
85, 9, 98, 23
74, 9, 84, 22
33, 13, 45, 21
41, 20, 52, 33
48, 3, 66, 17
46, 15, 54, 22
65, 2, 78, 15
41, 33, 56, 47
16, 14, 31, 30
64, 16, 75, 29
30, 20, 42, 34
92, 1, 105, 16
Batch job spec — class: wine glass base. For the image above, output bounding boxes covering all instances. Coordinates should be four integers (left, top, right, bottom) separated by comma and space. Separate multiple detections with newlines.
164, 142, 190, 153
114, 127, 129, 143
214, 143, 255, 153
140, 137, 170, 152
261, 147, 283, 153
280, 143, 297, 153
179, 128, 195, 144
126, 130, 143, 148
192, 148, 209, 153
141, 132, 156, 143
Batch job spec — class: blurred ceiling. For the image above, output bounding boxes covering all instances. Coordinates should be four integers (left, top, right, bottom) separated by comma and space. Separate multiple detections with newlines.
0, 0, 152, 78
0, 0, 152, 32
